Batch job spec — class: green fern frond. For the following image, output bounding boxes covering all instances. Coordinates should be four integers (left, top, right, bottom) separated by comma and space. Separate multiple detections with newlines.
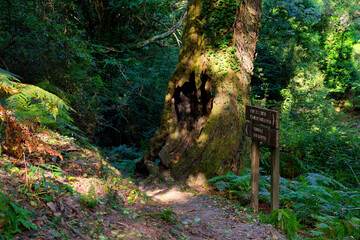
207, 170, 251, 194
214, 180, 228, 192
265, 208, 301, 239
300, 173, 347, 189
8, 84, 73, 120
315, 217, 360, 239
207, 171, 239, 183
0, 191, 37, 237
0, 68, 74, 128
0, 68, 21, 83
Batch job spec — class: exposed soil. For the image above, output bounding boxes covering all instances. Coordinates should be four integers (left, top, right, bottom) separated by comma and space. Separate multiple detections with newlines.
140, 181, 286, 240
0, 132, 286, 240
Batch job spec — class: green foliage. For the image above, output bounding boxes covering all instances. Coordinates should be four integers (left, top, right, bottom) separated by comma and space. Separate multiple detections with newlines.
18, 165, 69, 202
277, 173, 360, 239
0, 189, 37, 238
261, 208, 300, 239
107, 145, 142, 173
252, 0, 323, 101
158, 208, 177, 223
280, 66, 360, 187
209, 169, 360, 238
313, 217, 360, 239
0, 0, 182, 148
352, 83, 360, 110
202, 0, 240, 48
320, 0, 360, 90
79, 184, 98, 209
207, 169, 270, 202
94, 47, 178, 147
322, 30, 357, 90
0, 68, 73, 128
252, 0, 360, 102
201, 0, 241, 48
0, 0, 88, 85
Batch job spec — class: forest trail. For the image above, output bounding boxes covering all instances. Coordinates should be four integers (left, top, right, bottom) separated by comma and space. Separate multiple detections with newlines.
138, 180, 286, 240
0, 132, 286, 240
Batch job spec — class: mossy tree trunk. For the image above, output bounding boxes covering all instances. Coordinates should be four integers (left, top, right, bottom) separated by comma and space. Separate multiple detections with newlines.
137, 0, 262, 180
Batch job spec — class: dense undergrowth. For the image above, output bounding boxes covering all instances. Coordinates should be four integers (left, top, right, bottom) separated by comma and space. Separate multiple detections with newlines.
209, 69, 360, 239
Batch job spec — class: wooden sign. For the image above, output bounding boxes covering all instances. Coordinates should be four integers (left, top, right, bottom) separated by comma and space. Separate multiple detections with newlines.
246, 105, 279, 129
245, 121, 279, 147
246, 105, 280, 213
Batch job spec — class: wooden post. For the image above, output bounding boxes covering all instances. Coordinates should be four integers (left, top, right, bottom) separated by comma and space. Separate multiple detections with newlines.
271, 107, 280, 211
250, 140, 260, 212
271, 146, 280, 211
246, 105, 280, 213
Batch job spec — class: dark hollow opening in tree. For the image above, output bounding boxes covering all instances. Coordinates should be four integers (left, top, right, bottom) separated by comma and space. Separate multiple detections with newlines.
174, 71, 213, 131
136, 0, 262, 180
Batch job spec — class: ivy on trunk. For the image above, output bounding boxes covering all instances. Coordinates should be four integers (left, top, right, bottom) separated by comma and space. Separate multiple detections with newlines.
137, 0, 262, 180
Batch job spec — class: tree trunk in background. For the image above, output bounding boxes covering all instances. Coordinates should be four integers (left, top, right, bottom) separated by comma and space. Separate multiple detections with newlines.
136, 0, 262, 180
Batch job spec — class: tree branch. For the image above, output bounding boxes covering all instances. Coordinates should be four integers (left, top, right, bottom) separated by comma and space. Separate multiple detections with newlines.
133, 6, 187, 48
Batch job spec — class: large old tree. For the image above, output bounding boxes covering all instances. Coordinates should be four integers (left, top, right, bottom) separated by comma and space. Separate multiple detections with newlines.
137, 0, 262, 180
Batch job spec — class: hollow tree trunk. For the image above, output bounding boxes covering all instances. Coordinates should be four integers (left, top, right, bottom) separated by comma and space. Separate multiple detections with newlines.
137, 0, 262, 180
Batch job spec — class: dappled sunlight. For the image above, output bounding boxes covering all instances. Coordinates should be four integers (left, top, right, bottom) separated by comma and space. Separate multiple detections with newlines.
144, 186, 192, 204
186, 172, 210, 190
141, 173, 209, 205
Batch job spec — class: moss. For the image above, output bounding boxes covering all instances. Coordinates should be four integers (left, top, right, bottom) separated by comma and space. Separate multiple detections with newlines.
139, 0, 259, 180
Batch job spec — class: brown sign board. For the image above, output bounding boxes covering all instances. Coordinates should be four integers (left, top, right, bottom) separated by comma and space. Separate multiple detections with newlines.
245, 121, 279, 147
246, 105, 279, 129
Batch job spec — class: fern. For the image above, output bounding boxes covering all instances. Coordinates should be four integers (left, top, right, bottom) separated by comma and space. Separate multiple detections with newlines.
0, 68, 73, 127
300, 173, 347, 189
0, 69, 20, 97
107, 145, 142, 173
210, 170, 360, 238
0, 190, 37, 238
314, 217, 360, 239
263, 208, 301, 239
207, 170, 251, 195
0, 68, 76, 158
7, 82, 73, 126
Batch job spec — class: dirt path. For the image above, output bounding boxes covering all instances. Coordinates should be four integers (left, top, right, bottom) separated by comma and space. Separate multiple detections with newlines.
140, 183, 286, 240
1, 136, 287, 240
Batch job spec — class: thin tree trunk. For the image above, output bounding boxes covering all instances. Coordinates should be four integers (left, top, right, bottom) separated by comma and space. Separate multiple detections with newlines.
137, 0, 262, 180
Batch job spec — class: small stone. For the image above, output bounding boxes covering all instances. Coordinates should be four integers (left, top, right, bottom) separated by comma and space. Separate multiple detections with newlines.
47, 202, 57, 212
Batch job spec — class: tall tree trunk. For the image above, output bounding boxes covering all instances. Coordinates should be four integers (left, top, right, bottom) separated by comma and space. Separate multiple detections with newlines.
137, 0, 262, 180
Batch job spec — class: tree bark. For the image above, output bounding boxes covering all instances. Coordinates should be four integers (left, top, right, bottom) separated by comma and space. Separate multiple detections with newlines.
137, 0, 262, 180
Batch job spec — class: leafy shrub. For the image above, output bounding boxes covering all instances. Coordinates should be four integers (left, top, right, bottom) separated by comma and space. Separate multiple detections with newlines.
209, 170, 360, 239
94, 47, 178, 148
0, 68, 74, 158
280, 67, 360, 187
208, 169, 252, 201
313, 217, 360, 240
0, 69, 73, 126
158, 208, 177, 224
79, 184, 98, 209
0, 190, 37, 238
107, 144, 142, 173
252, 0, 322, 101
352, 83, 360, 110
261, 208, 301, 239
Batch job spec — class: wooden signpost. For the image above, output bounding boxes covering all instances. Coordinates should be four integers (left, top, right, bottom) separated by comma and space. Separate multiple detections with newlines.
245, 105, 280, 212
